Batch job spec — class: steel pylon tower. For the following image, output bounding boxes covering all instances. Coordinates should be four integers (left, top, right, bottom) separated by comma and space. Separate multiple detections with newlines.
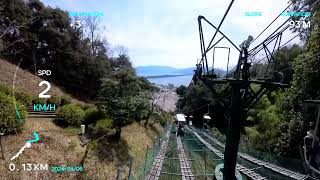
191, 0, 316, 179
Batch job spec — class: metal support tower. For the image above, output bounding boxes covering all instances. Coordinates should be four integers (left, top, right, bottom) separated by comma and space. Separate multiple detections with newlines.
194, 12, 291, 179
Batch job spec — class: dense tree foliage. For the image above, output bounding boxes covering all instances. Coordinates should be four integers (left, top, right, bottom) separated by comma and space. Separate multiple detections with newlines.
273, 7, 320, 156
0, 0, 110, 99
0, 0, 159, 139
98, 55, 153, 138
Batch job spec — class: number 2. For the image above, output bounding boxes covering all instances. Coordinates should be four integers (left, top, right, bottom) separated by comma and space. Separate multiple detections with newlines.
39, 81, 51, 98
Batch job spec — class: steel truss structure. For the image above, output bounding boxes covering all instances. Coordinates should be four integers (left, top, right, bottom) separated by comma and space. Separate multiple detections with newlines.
192, 0, 318, 179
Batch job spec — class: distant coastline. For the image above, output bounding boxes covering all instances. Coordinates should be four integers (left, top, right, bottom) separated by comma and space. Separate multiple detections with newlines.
145, 74, 193, 79
136, 65, 225, 86
146, 75, 193, 86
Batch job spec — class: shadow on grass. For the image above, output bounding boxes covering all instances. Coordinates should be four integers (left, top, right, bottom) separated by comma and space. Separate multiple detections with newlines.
52, 118, 68, 128
94, 136, 131, 166
52, 118, 131, 166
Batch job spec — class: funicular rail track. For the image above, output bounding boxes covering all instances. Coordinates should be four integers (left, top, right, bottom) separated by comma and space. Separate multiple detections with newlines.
146, 124, 172, 180
176, 136, 195, 180
189, 126, 309, 180
146, 124, 196, 180
186, 126, 266, 180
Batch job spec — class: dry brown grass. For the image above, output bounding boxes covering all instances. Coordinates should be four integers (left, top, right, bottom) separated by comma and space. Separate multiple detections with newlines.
0, 118, 84, 180
0, 58, 83, 104
81, 122, 164, 180
122, 123, 164, 177
0, 119, 164, 180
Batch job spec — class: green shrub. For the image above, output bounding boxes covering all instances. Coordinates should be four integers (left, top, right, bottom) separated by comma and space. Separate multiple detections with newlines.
15, 91, 32, 107
88, 141, 98, 151
92, 118, 113, 135
75, 104, 86, 109
47, 96, 61, 106
0, 92, 22, 134
82, 104, 97, 110
57, 104, 85, 126
0, 82, 32, 107
0, 82, 11, 95
60, 95, 72, 106
150, 112, 168, 126
159, 116, 167, 126
16, 101, 28, 120
84, 105, 100, 125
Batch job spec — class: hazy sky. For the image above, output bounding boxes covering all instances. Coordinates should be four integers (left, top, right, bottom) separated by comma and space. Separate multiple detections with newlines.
43, 0, 300, 69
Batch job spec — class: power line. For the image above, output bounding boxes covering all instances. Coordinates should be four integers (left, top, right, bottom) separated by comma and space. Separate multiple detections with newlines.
249, 2, 293, 45
191, 0, 320, 111
205, 0, 235, 52
249, 0, 316, 54
198, 0, 238, 74
250, 31, 302, 67
218, 0, 319, 79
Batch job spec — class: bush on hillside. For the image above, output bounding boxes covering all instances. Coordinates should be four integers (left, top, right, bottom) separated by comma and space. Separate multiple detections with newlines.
0, 82, 32, 107
150, 113, 165, 126
158, 115, 167, 126
57, 104, 85, 126
91, 118, 113, 136
0, 93, 23, 134
60, 95, 72, 106
150, 112, 172, 127
15, 91, 32, 107
47, 96, 61, 106
81, 104, 93, 110
16, 101, 28, 120
84, 105, 101, 125
0, 82, 11, 95
75, 104, 86, 109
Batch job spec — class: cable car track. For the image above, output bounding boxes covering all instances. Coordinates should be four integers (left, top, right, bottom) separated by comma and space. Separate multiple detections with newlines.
186, 126, 266, 180
145, 124, 172, 180
146, 123, 196, 180
188, 126, 309, 180
176, 136, 195, 180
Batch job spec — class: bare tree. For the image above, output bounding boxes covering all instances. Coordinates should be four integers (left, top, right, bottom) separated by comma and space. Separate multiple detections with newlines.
81, 16, 106, 54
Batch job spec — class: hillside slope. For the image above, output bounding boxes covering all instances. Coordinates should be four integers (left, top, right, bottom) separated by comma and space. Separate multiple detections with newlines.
0, 58, 166, 179
0, 120, 164, 179
0, 58, 83, 104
